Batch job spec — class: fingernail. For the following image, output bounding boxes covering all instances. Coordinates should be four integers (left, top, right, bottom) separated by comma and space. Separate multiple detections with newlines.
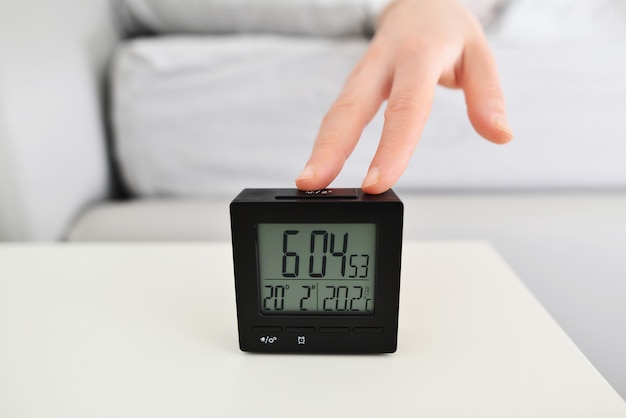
296, 164, 315, 181
362, 167, 380, 189
495, 114, 514, 140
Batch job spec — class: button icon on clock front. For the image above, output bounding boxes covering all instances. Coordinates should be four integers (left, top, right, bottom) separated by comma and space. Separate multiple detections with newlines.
297, 336, 306, 345
260, 336, 278, 344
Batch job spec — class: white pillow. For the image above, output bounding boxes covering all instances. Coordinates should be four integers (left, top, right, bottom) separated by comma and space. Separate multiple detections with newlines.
111, 35, 626, 197
112, 36, 370, 196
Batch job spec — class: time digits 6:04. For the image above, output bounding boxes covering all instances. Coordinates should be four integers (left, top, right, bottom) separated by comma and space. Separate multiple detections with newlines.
281, 230, 370, 278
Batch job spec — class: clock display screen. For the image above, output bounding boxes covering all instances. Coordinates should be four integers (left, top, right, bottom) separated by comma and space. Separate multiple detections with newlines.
257, 223, 376, 314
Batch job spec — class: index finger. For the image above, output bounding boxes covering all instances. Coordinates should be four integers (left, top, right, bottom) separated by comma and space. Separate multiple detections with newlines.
361, 46, 442, 194
295, 45, 390, 191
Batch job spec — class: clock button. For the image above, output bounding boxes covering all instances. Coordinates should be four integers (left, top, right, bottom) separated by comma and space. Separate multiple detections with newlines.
319, 327, 350, 333
274, 188, 359, 200
286, 327, 316, 334
252, 326, 282, 333
353, 327, 384, 334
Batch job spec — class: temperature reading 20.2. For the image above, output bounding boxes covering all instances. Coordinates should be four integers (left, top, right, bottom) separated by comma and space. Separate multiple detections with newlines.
262, 283, 373, 313
257, 223, 377, 315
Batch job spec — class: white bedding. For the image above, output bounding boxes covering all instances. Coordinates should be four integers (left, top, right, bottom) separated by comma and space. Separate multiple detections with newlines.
111, 2, 626, 197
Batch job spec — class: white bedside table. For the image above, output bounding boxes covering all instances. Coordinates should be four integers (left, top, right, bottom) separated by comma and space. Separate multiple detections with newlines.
0, 241, 624, 417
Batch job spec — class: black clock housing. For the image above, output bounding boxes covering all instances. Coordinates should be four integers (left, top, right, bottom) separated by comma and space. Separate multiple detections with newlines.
230, 188, 403, 353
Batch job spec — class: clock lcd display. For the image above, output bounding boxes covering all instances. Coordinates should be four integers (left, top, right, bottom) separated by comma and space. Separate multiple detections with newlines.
257, 223, 376, 314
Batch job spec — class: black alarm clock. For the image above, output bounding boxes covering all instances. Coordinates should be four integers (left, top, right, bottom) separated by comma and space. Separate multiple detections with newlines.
230, 188, 403, 353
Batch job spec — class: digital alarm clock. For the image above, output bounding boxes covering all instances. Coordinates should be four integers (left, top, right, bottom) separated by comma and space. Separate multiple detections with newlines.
230, 188, 403, 353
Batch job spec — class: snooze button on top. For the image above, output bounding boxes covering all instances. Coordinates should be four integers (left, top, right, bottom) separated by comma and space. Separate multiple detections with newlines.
274, 188, 359, 199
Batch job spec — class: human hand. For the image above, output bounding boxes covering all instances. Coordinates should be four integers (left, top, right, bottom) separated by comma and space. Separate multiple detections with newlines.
295, 0, 513, 194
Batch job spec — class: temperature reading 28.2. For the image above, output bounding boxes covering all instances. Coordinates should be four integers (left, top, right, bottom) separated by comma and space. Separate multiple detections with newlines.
257, 224, 377, 314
